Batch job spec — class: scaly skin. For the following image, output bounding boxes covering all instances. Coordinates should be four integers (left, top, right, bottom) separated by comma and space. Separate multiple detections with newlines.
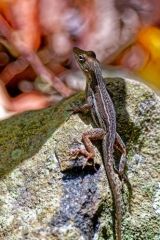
72, 47, 128, 240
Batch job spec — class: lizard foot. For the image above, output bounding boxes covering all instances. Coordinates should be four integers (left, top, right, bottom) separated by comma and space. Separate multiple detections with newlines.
70, 147, 96, 169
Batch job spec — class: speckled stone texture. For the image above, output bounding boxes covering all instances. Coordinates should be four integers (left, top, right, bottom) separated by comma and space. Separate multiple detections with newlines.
0, 77, 160, 240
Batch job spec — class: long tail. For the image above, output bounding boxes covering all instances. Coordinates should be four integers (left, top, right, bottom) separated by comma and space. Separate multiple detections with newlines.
114, 187, 122, 240
107, 162, 122, 240
102, 145, 123, 240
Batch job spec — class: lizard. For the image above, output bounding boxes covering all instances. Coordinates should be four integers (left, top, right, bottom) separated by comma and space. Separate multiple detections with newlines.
71, 47, 129, 240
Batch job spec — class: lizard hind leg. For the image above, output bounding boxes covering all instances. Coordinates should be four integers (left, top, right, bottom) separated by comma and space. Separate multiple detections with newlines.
115, 132, 133, 212
70, 128, 105, 169
114, 132, 127, 178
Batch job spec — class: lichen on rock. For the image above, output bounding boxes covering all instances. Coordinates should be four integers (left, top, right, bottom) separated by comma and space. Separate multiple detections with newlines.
0, 77, 160, 240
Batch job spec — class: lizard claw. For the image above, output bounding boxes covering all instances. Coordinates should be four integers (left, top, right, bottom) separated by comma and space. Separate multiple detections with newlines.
82, 157, 97, 170
70, 148, 81, 159
70, 146, 96, 169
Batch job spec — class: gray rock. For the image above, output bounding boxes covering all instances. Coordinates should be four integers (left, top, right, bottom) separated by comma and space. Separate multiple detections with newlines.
0, 77, 160, 240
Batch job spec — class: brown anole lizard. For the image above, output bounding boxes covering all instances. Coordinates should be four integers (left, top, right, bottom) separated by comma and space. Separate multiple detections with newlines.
71, 47, 129, 240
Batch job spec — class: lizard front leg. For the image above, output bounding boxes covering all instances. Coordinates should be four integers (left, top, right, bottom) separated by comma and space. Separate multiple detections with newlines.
70, 96, 93, 113
70, 128, 105, 168
71, 102, 92, 113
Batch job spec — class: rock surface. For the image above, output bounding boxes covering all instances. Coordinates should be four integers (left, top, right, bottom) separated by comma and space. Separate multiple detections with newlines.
0, 77, 160, 240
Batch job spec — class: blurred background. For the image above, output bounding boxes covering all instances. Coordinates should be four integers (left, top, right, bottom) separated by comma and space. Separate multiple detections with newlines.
0, 0, 160, 120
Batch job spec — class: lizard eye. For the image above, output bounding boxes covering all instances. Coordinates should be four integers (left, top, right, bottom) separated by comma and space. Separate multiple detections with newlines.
78, 54, 86, 63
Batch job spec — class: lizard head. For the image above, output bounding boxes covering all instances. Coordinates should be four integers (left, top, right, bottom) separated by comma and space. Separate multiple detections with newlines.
73, 47, 97, 74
